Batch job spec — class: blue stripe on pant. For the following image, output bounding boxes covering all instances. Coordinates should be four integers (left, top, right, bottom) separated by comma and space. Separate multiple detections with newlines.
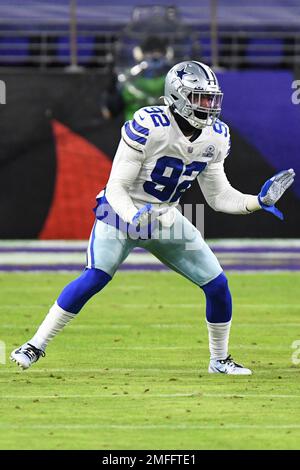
87, 221, 97, 268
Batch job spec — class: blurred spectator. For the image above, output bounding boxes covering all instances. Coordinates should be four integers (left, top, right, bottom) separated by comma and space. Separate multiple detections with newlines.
101, 36, 173, 121
116, 5, 199, 66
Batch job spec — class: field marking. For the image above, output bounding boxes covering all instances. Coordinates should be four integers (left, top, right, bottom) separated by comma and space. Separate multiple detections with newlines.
1, 239, 299, 248
61, 346, 293, 352
2, 270, 300, 274
2, 368, 204, 374
1, 366, 299, 374
1, 345, 291, 352
3, 323, 300, 331
1, 324, 133, 330
10, 345, 293, 351
2, 252, 300, 265
0, 252, 158, 265
1, 392, 300, 400
90, 303, 300, 309
1, 303, 299, 309
1, 344, 298, 351
0, 423, 300, 431
2, 316, 300, 330
0, 364, 300, 375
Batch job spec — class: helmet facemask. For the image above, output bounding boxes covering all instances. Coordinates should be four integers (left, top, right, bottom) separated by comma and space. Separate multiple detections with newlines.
180, 88, 223, 129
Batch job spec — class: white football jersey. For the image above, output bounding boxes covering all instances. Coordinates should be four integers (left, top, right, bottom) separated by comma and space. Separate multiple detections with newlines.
121, 105, 230, 208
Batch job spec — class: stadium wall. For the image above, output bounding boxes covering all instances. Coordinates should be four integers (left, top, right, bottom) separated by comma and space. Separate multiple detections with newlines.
0, 70, 299, 239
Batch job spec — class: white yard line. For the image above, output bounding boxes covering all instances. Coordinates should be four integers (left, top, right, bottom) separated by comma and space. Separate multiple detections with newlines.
0, 423, 300, 430
209, 239, 300, 248
1, 392, 300, 400
1, 269, 299, 274
0, 369, 204, 374
1, 367, 299, 374
0, 367, 204, 374
2, 322, 300, 330
4, 345, 292, 351
217, 253, 300, 259
87, 303, 300, 309
0, 253, 159, 265
2, 252, 300, 263
70, 346, 289, 350
3, 303, 299, 309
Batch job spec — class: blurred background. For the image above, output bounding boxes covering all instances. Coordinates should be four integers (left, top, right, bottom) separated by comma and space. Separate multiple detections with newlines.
0, 0, 299, 271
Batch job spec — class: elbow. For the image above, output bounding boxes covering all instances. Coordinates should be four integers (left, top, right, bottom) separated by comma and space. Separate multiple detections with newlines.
205, 195, 241, 214
205, 196, 223, 212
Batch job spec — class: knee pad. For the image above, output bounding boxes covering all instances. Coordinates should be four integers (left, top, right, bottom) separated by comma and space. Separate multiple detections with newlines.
80, 267, 112, 291
57, 267, 112, 314
202, 272, 229, 297
201, 272, 232, 323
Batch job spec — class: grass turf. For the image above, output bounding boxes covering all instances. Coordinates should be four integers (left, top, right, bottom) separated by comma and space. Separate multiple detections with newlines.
0, 271, 300, 450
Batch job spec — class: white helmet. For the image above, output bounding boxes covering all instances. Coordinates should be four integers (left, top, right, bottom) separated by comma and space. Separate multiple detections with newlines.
164, 61, 223, 129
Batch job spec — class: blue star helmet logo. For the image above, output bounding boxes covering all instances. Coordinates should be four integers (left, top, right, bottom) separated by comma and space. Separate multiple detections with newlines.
176, 67, 189, 80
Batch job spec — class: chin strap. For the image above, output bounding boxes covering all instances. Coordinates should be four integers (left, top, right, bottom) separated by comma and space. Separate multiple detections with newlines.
172, 107, 199, 134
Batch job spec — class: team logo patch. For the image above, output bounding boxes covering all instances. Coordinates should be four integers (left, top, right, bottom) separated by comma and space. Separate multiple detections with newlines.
176, 66, 189, 80
187, 146, 193, 153
202, 144, 215, 159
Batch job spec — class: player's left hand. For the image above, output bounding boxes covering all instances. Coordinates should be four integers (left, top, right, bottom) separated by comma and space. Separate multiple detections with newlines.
258, 168, 295, 220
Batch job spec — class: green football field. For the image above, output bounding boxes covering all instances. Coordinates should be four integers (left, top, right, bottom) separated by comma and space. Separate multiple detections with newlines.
1, 271, 300, 450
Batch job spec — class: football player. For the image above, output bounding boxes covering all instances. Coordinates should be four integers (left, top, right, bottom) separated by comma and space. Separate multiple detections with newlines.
11, 61, 295, 375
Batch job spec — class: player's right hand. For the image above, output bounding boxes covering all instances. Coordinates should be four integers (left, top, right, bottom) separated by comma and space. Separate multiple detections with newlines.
132, 203, 153, 227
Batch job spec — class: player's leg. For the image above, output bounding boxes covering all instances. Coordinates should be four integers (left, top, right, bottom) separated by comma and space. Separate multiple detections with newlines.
200, 273, 251, 374
11, 220, 135, 369
144, 209, 251, 375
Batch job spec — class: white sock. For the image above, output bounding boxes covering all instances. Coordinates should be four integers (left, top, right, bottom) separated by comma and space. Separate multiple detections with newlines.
29, 302, 75, 351
206, 320, 231, 360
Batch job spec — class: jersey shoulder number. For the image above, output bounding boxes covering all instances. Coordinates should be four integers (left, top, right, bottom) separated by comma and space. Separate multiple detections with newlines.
121, 106, 170, 153
211, 118, 231, 162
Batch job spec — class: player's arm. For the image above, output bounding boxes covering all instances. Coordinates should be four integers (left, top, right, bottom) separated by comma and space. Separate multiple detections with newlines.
198, 161, 295, 218
105, 114, 153, 226
198, 123, 295, 218
105, 139, 142, 223
198, 123, 260, 214
197, 161, 260, 215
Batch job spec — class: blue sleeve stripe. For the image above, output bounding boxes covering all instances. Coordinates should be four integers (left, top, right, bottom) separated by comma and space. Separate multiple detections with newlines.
124, 121, 147, 145
132, 119, 149, 136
